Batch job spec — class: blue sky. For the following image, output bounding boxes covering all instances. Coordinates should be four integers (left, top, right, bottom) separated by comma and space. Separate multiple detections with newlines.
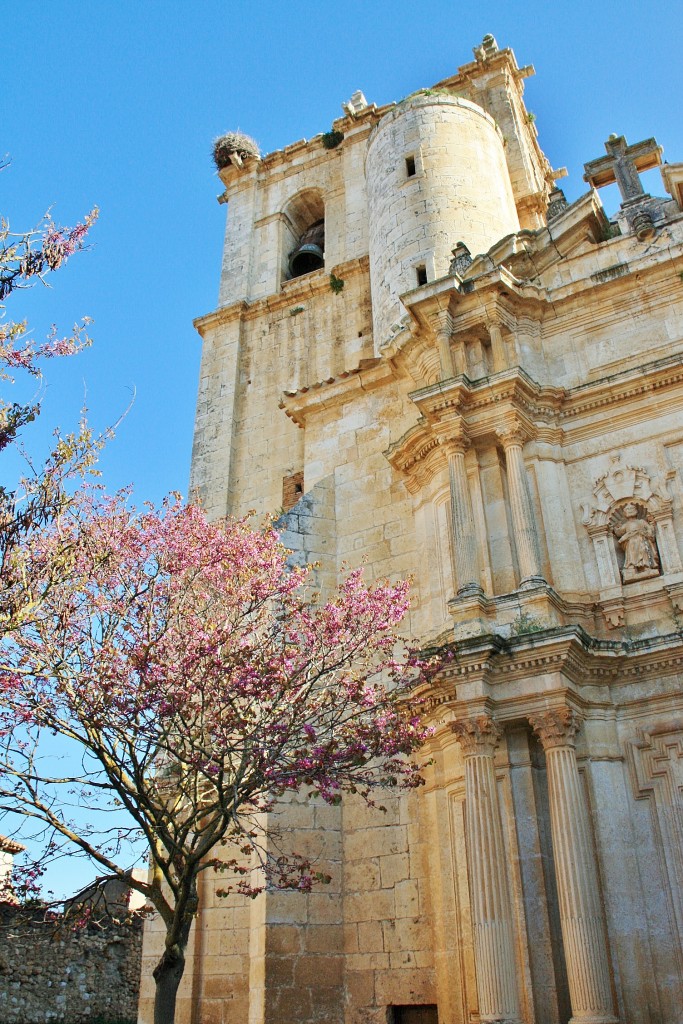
4, 0, 683, 895
5, 0, 683, 507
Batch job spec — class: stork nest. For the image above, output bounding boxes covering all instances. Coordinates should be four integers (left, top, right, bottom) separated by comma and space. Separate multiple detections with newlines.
212, 132, 260, 169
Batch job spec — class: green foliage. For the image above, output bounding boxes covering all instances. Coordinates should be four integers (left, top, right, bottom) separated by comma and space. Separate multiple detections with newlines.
289, 306, 305, 316
402, 88, 452, 102
600, 221, 621, 242
509, 611, 548, 636
329, 272, 345, 294
321, 129, 344, 150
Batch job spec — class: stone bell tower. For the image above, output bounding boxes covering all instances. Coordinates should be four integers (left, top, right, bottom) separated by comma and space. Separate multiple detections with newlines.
140, 34, 683, 1024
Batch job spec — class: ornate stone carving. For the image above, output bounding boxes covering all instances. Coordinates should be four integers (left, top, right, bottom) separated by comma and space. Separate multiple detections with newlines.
449, 241, 473, 277
614, 502, 659, 581
495, 420, 531, 450
451, 714, 502, 756
529, 706, 582, 749
546, 186, 569, 221
581, 456, 670, 527
582, 456, 682, 602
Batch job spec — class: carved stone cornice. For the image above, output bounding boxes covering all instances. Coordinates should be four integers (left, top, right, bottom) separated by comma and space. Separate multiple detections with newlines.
280, 358, 394, 429
408, 368, 564, 445
451, 715, 502, 756
421, 624, 683, 719
529, 706, 582, 749
194, 255, 371, 336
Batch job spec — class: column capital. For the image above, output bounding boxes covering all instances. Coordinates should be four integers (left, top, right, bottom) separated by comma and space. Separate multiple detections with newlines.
427, 308, 454, 340
496, 417, 532, 450
436, 417, 470, 456
530, 706, 583, 750
441, 430, 470, 457
451, 715, 502, 756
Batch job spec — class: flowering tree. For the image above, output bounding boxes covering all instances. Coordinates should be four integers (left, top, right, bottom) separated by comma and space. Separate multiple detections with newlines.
0, 493, 429, 1024
0, 202, 100, 637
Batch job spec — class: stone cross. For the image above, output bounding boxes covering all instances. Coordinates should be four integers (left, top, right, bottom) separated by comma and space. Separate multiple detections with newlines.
583, 134, 662, 202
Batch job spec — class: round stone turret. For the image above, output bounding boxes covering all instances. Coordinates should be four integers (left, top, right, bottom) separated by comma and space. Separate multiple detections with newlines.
365, 93, 520, 350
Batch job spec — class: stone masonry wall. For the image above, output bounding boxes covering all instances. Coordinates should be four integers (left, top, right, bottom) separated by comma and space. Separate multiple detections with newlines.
0, 907, 142, 1024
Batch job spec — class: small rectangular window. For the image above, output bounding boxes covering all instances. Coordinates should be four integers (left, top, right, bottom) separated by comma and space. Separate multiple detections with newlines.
405, 155, 416, 177
390, 1006, 439, 1024
282, 471, 304, 512
416, 265, 428, 286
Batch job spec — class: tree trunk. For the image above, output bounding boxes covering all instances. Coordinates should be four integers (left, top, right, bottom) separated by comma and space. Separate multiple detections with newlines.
153, 918, 193, 1024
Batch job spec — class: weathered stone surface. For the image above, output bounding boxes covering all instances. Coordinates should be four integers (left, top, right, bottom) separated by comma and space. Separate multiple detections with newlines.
141, 31, 683, 1024
0, 906, 142, 1024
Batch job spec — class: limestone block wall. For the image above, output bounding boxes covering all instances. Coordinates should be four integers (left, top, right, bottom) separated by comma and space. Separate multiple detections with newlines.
139, 877, 253, 1024
217, 127, 371, 308
194, 260, 374, 521
366, 95, 520, 350
189, 314, 243, 519
342, 792, 436, 1024
0, 909, 142, 1024
537, 237, 683, 389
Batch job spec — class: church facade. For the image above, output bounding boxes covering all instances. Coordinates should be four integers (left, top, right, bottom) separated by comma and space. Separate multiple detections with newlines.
139, 37, 683, 1024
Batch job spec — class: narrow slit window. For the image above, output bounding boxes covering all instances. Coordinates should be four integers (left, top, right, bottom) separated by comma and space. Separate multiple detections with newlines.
405, 155, 416, 177
416, 265, 428, 286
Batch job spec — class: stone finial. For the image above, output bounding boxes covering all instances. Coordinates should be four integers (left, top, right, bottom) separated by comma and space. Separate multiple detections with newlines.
451, 715, 502, 756
449, 241, 473, 276
473, 34, 499, 61
530, 707, 582, 749
547, 187, 569, 222
342, 90, 368, 117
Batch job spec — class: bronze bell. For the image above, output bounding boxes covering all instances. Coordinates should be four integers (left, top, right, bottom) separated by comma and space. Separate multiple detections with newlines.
289, 219, 325, 278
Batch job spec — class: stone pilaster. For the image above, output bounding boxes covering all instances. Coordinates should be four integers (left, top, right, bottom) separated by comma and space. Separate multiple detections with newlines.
488, 321, 508, 373
530, 708, 617, 1024
452, 716, 522, 1024
497, 422, 545, 587
444, 428, 481, 594
429, 310, 455, 380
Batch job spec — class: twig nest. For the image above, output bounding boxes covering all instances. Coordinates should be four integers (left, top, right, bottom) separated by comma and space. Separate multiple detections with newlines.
213, 132, 260, 170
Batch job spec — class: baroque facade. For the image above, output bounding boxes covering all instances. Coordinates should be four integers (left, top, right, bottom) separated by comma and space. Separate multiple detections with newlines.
140, 36, 683, 1024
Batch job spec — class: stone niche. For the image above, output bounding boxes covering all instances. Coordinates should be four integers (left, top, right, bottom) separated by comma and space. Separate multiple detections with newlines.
581, 456, 683, 626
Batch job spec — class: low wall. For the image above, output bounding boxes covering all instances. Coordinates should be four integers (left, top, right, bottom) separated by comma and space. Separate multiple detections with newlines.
0, 906, 142, 1024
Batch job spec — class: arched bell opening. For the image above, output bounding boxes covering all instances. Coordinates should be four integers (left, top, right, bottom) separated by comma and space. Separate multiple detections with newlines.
289, 218, 324, 277
281, 189, 325, 284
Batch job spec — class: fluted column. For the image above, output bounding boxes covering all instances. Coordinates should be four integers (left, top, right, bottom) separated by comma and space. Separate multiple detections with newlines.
444, 427, 481, 594
488, 321, 508, 373
530, 708, 617, 1024
497, 421, 545, 587
452, 716, 522, 1024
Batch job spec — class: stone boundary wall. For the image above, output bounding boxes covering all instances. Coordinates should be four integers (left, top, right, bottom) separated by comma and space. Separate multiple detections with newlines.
0, 906, 142, 1024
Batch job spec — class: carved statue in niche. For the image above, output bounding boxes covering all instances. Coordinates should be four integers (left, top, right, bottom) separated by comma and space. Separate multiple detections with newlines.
613, 502, 660, 582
